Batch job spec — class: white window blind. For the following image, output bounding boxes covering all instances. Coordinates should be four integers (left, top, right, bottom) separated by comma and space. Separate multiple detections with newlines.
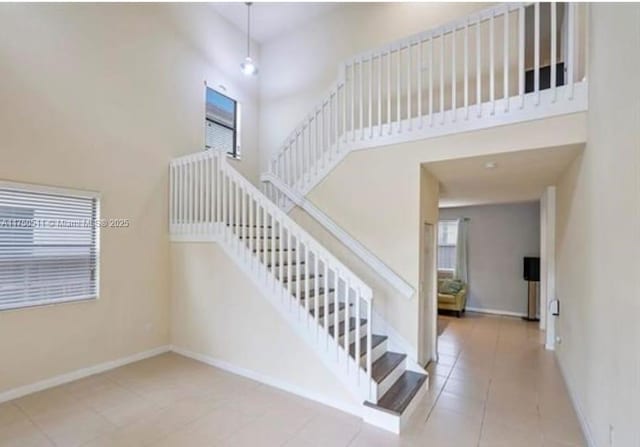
0, 182, 99, 311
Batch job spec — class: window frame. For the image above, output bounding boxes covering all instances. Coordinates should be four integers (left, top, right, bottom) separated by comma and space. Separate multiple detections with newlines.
437, 219, 458, 273
0, 180, 101, 312
205, 87, 241, 160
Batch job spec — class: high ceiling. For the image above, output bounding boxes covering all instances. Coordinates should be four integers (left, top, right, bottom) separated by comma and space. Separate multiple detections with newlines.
212, 3, 340, 43
425, 144, 584, 208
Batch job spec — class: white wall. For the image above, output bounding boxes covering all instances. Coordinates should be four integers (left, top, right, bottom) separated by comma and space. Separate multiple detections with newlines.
170, 243, 357, 411
0, 3, 260, 394
555, 5, 640, 446
439, 202, 540, 316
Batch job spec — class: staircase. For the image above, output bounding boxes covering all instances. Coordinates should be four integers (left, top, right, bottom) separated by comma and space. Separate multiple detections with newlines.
169, 150, 428, 433
170, 2, 589, 433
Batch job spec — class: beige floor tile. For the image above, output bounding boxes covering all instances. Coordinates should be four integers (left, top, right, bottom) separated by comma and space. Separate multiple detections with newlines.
33, 407, 115, 447
0, 403, 28, 429
0, 418, 53, 447
0, 315, 588, 447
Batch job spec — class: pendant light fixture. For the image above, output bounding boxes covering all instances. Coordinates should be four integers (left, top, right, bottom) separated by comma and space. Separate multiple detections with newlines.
240, 2, 258, 76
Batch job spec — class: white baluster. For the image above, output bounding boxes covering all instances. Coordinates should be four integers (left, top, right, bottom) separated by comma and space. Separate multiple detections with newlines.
407, 42, 412, 130
359, 58, 364, 140
368, 57, 373, 138
439, 29, 444, 124
534, 2, 540, 105
464, 19, 469, 119
551, 2, 557, 102
476, 16, 482, 117
387, 50, 392, 134
396, 46, 401, 132
429, 34, 434, 126
567, 3, 575, 99
377, 53, 382, 136
518, 5, 525, 109
418, 39, 423, 128
452, 26, 457, 122
490, 11, 495, 115
503, 7, 510, 112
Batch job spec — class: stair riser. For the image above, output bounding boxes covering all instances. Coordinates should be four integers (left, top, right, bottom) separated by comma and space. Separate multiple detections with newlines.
376, 358, 407, 398
293, 293, 336, 309
254, 251, 297, 263
315, 308, 346, 326
241, 239, 281, 250
279, 277, 322, 289
358, 339, 388, 367
336, 324, 368, 345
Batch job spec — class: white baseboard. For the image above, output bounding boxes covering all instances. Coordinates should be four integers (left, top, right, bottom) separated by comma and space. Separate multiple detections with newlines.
0, 345, 171, 404
555, 355, 596, 447
170, 345, 362, 419
465, 307, 527, 318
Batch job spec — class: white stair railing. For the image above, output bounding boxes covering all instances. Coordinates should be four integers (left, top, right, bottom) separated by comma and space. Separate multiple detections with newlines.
262, 2, 586, 199
170, 150, 377, 402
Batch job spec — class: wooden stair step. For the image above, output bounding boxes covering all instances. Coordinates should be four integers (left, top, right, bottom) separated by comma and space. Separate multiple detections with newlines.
294, 287, 334, 300
365, 371, 428, 415
371, 352, 406, 384
253, 247, 295, 253
228, 223, 273, 229
239, 235, 279, 240
267, 260, 305, 267
328, 317, 366, 338
282, 273, 321, 283
309, 302, 346, 318
349, 334, 387, 359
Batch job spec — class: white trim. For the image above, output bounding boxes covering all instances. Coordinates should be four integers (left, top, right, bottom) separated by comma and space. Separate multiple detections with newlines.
465, 306, 527, 318
556, 355, 596, 447
170, 346, 362, 419
262, 173, 415, 300
0, 346, 170, 404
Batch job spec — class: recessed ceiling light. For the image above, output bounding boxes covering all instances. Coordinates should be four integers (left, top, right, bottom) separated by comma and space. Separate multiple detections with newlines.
484, 161, 497, 169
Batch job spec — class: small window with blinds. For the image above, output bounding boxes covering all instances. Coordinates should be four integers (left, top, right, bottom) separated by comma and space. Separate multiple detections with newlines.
205, 87, 240, 159
0, 182, 99, 311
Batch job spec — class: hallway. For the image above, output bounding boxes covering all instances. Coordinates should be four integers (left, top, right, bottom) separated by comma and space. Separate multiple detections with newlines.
421, 313, 586, 446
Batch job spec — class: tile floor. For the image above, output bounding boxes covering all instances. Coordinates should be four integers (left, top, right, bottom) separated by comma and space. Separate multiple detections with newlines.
0, 313, 586, 446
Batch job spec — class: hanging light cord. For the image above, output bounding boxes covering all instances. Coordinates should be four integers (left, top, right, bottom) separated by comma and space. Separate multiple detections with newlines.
246, 2, 252, 58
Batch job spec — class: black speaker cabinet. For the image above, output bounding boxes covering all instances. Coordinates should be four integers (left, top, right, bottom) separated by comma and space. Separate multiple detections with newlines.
523, 257, 540, 282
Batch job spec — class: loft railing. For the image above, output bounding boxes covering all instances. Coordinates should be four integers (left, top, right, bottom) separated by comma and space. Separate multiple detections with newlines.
262, 2, 587, 198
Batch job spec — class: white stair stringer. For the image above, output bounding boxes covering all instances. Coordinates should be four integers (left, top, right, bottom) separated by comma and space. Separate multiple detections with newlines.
169, 150, 430, 433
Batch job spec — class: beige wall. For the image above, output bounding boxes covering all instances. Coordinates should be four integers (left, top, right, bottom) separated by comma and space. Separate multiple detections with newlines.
304, 113, 586, 356
555, 5, 640, 446
170, 243, 357, 409
0, 3, 260, 393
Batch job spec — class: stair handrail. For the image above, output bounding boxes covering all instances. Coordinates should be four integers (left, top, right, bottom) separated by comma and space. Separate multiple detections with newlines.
262, 172, 415, 299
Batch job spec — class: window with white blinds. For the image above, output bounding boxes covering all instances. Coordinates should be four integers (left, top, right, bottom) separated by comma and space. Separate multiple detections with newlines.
0, 182, 99, 311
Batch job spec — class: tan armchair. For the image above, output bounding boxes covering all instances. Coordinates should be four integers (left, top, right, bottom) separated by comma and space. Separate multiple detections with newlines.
437, 279, 467, 317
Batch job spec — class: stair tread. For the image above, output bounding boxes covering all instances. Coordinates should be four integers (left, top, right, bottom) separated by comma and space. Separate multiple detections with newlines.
349, 334, 388, 359
365, 371, 428, 415
239, 236, 279, 240
308, 302, 346, 318
328, 317, 367, 338
371, 352, 406, 384
267, 261, 305, 267
228, 223, 273, 228
294, 287, 335, 300
253, 247, 295, 253
282, 273, 321, 283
